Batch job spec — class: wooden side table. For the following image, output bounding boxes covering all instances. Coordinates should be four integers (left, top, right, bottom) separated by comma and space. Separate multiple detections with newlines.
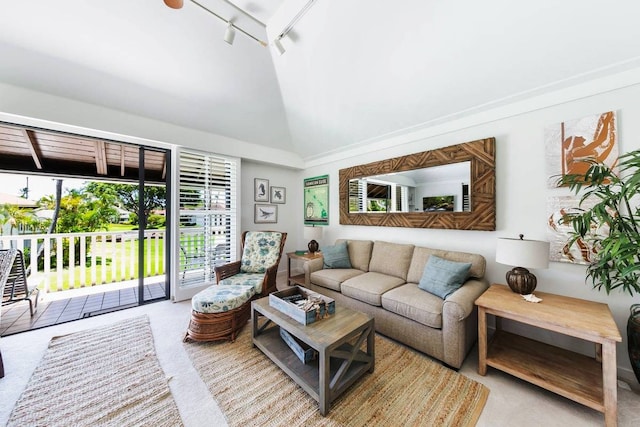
286, 251, 322, 286
476, 284, 622, 427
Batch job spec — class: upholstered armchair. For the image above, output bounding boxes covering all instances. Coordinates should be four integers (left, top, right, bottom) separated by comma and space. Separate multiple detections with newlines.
214, 230, 286, 295
184, 230, 287, 342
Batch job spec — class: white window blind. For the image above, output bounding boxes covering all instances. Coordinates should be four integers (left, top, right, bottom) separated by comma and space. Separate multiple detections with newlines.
348, 179, 366, 212
179, 150, 238, 288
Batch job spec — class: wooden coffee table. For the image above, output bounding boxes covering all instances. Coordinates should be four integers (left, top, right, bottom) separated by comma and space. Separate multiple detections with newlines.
251, 297, 375, 415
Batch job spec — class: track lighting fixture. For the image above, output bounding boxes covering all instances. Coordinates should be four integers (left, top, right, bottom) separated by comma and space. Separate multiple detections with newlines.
164, 0, 267, 47
272, 0, 317, 56
224, 22, 236, 45
273, 37, 285, 55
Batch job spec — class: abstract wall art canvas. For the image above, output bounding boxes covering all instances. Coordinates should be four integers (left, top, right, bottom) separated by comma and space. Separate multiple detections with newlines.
546, 195, 609, 264
544, 111, 618, 188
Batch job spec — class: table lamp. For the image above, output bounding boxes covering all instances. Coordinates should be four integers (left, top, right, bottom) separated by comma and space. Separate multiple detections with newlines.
304, 226, 322, 254
496, 234, 550, 294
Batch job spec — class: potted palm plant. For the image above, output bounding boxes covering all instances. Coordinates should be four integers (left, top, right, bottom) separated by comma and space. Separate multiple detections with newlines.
558, 149, 640, 382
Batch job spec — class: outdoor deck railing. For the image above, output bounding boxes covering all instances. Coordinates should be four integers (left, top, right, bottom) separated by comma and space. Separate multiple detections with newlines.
0, 230, 166, 293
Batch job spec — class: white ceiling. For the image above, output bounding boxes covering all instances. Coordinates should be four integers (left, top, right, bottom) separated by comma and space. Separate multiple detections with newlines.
1, 0, 640, 162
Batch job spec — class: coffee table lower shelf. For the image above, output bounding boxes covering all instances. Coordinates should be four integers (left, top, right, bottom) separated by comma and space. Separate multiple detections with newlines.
253, 325, 372, 412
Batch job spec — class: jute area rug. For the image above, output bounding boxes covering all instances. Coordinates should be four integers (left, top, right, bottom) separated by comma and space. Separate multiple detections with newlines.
184, 327, 489, 427
7, 315, 183, 427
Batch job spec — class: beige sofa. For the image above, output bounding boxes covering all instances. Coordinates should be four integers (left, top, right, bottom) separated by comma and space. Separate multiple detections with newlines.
303, 239, 488, 369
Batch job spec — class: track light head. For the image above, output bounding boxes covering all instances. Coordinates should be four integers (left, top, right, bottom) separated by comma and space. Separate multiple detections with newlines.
164, 0, 184, 9
273, 37, 285, 55
164, 0, 267, 46
224, 22, 236, 45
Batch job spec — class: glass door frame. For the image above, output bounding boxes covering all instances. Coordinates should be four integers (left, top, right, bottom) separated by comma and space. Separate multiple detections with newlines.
137, 146, 171, 304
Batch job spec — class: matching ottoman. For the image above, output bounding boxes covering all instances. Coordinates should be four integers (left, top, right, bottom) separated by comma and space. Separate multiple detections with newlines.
184, 284, 256, 342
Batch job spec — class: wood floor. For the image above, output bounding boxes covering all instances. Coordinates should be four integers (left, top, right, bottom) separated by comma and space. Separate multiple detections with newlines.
0, 283, 167, 337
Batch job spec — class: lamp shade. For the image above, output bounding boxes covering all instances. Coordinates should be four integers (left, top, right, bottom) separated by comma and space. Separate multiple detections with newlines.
304, 226, 322, 241
496, 235, 550, 294
496, 236, 550, 269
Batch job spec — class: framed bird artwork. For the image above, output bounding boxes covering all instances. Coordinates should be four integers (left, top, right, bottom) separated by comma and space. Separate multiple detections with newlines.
254, 204, 277, 223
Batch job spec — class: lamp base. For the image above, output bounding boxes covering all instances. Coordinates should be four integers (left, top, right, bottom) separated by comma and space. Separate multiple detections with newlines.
506, 267, 537, 294
308, 239, 319, 254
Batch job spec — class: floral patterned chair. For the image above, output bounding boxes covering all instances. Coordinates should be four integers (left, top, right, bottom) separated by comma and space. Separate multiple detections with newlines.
184, 230, 287, 342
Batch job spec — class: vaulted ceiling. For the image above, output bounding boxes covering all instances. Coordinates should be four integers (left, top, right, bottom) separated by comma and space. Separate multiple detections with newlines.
1, 1, 640, 162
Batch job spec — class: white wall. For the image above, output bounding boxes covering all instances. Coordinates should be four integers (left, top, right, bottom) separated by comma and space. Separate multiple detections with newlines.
3, 71, 640, 381
240, 160, 301, 273
301, 80, 640, 382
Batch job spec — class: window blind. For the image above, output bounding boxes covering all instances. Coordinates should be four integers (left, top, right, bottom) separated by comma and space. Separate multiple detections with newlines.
348, 179, 366, 213
178, 150, 238, 287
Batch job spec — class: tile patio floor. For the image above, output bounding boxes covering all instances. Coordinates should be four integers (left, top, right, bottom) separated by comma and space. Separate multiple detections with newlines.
0, 281, 167, 336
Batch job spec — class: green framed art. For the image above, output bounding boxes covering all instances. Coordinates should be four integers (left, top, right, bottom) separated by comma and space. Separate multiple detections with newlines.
304, 175, 329, 225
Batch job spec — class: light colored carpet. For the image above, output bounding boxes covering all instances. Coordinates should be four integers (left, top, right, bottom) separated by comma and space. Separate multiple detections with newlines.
184, 326, 489, 427
6, 315, 183, 427
2, 300, 639, 426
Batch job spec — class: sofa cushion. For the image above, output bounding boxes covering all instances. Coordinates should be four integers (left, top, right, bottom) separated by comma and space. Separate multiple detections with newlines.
381, 283, 443, 329
321, 241, 352, 269
337, 239, 373, 272
310, 268, 364, 292
407, 247, 486, 284
368, 241, 414, 280
341, 272, 405, 306
418, 255, 471, 299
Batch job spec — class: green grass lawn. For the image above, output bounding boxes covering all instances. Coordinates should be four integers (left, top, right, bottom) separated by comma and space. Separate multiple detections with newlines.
107, 223, 136, 232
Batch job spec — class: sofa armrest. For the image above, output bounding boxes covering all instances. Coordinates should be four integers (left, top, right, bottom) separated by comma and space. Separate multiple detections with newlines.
443, 279, 489, 320
441, 278, 489, 368
303, 257, 324, 285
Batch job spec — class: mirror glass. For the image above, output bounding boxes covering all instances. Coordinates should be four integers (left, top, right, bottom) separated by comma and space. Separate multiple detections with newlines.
348, 161, 470, 213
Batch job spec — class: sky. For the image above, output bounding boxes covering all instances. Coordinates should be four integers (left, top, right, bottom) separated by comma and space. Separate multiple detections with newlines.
0, 173, 86, 202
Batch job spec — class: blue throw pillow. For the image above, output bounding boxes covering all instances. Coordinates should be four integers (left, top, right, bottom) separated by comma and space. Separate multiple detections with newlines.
321, 241, 352, 269
418, 255, 471, 299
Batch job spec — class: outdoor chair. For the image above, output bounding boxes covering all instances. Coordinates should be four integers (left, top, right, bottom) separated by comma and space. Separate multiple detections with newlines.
184, 230, 287, 342
180, 243, 228, 280
1, 249, 39, 316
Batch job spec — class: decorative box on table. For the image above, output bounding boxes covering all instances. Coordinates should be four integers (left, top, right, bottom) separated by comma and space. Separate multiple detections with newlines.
279, 327, 317, 363
269, 286, 335, 325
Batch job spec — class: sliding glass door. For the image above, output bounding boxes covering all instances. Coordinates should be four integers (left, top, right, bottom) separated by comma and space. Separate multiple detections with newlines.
137, 146, 171, 304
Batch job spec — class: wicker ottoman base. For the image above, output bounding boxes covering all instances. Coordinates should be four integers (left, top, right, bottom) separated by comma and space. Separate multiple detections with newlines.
184, 301, 252, 342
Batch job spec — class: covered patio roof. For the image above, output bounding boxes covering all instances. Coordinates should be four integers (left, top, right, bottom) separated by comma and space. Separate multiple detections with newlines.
0, 123, 167, 184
